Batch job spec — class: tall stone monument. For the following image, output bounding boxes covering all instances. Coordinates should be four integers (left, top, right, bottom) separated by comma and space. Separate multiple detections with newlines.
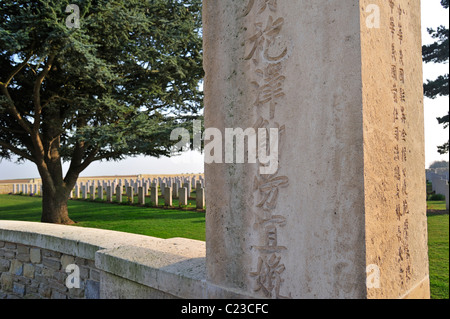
203, 0, 429, 299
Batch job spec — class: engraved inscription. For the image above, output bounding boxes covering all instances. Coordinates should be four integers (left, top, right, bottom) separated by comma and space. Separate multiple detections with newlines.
389, 1, 412, 287
243, 0, 291, 298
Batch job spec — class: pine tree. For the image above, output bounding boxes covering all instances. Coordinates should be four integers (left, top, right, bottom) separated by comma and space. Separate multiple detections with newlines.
0, 0, 203, 224
422, 0, 449, 154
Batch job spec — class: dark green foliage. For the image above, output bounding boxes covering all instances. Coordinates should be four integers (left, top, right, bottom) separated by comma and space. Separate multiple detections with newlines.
422, 0, 449, 155
0, 0, 203, 223
429, 193, 446, 201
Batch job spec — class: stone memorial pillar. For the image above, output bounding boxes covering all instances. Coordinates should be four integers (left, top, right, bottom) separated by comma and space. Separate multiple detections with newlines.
74, 184, 80, 199
179, 187, 188, 206
106, 186, 113, 203
138, 186, 145, 205
151, 186, 159, 207
173, 182, 179, 199
127, 186, 134, 204
116, 185, 122, 203
82, 185, 87, 200
196, 187, 205, 210
164, 187, 173, 207
203, 0, 429, 299
90, 185, 95, 201
98, 185, 103, 201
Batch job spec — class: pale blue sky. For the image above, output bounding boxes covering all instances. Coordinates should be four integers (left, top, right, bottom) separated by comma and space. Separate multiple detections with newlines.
1, 2, 449, 180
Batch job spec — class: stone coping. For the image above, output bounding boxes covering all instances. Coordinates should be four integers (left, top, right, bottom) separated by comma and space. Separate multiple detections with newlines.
0, 220, 207, 298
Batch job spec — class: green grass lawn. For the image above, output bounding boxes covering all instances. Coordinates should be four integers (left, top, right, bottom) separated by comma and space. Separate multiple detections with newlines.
0, 194, 205, 241
427, 200, 449, 299
0, 194, 448, 298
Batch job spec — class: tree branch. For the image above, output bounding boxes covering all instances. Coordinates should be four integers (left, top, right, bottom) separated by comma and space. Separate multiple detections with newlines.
0, 140, 35, 163
33, 53, 56, 133
0, 85, 33, 135
77, 147, 100, 173
1, 52, 34, 87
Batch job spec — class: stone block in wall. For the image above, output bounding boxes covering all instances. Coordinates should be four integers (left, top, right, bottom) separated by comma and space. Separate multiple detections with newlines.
30, 248, 41, 264
12, 282, 25, 297
85, 280, 100, 299
0, 258, 10, 272
0, 273, 13, 292
9, 259, 23, 276
38, 284, 51, 298
17, 253, 30, 263
23, 263, 35, 279
51, 290, 67, 299
5, 243, 16, 250
42, 257, 61, 271
61, 255, 75, 270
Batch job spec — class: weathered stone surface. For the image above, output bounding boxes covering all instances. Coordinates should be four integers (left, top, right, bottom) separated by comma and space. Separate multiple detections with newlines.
164, 187, 173, 207
42, 258, 61, 271
23, 263, 35, 279
0, 220, 208, 299
85, 280, 100, 299
0, 272, 13, 292
30, 248, 41, 264
60, 255, 75, 271
203, 0, 429, 299
0, 258, 10, 272
179, 188, 188, 206
12, 282, 25, 297
9, 259, 23, 276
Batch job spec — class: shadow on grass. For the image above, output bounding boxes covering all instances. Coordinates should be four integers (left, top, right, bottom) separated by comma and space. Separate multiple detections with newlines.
0, 195, 205, 223
0, 194, 206, 240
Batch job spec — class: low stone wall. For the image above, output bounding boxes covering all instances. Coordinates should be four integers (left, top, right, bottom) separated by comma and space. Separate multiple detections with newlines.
0, 184, 13, 195
0, 220, 207, 299
0, 241, 99, 299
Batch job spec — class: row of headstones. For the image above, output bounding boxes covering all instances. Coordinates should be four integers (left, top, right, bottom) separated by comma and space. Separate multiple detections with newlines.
426, 168, 449, 182
428, 174, 449, 196
77, 175, 204, 195
11, 183, 41, 195
10, 175, 206, 209
427, 174, 449, 210
73, 182, 206, 209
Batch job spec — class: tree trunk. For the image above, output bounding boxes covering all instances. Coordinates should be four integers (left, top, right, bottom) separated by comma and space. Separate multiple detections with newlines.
40, 182, 75, 225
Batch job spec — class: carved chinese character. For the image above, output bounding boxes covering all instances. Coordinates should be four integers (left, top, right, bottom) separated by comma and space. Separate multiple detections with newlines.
389, 0, 396, 13
399, 68, 405, 83
401, 146, 407, 162
391, 43, 397, 62
402, 178, 408, 196
398, 5, 404, 19
250, 253, 292, 299
254, 215, 287, 253
399, 87, 406, 102
243, 0, 278, 17
245, 16, 288, 64
392, 84, 398, 103
393, 107, 399, 123
397, 22, 403, 42
399, 50, 404, 66
391, 65, 398, 80
394, 165, 401, 180
394, 145, 400, 161
401, 129, 407, 142
401, 106, 407, 123
254, 174, 289, 210
394, 127, 400, 141
403, 219, 409, 241
403, 200, 409, 215
396, 204, 402, 220
390, 17, 396, 37
252, 62, 286, 118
